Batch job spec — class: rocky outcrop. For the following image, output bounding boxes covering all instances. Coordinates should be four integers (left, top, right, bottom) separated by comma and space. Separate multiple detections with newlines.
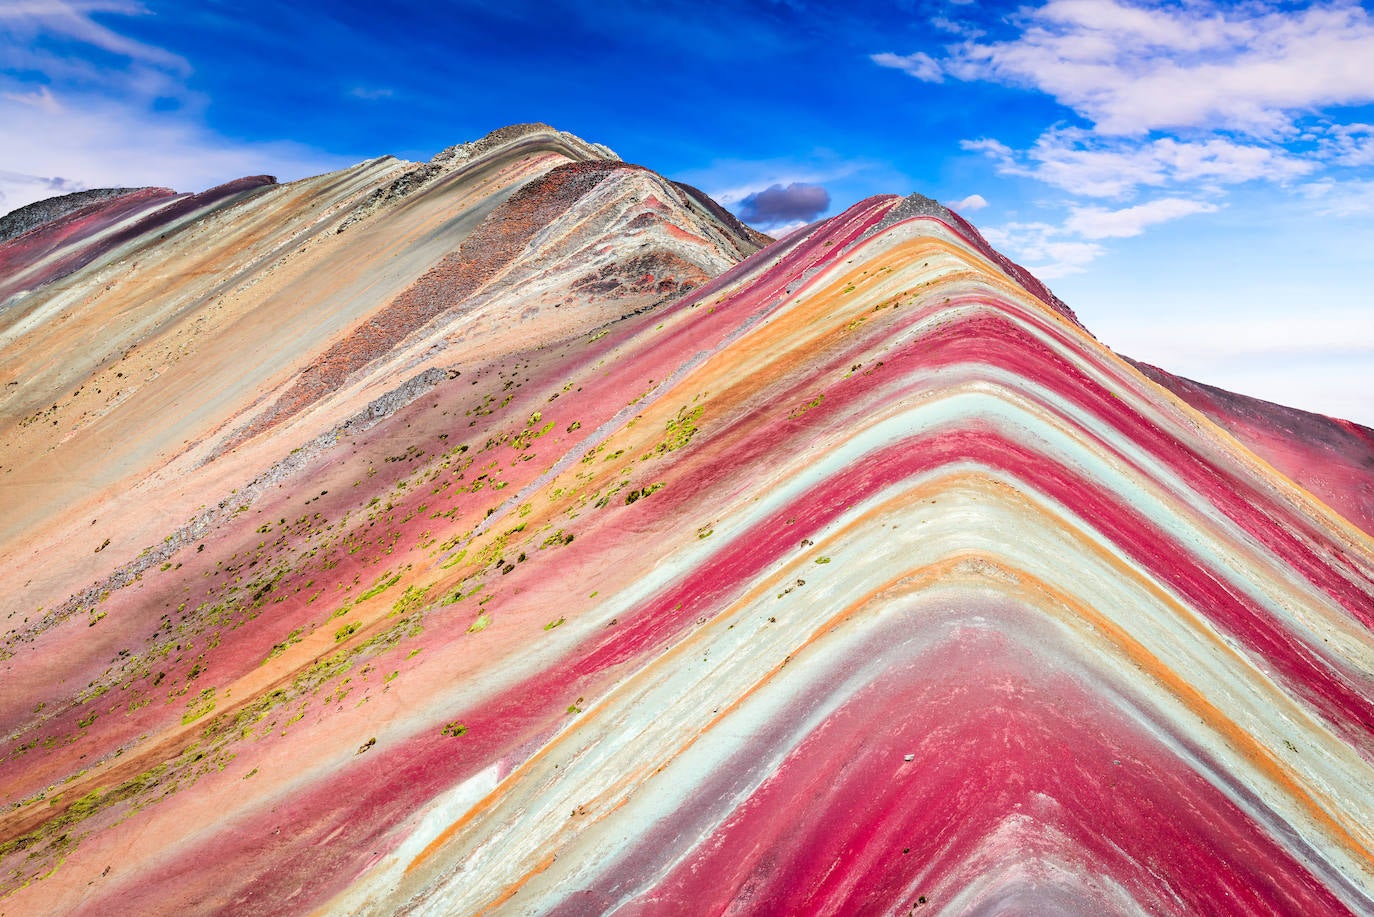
0, 187, 167, 243
335, 123, 620, 233
0, 177, 276, 303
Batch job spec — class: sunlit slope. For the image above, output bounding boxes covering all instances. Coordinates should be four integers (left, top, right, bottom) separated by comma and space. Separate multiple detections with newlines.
335, 198, 1374, 916
0, 125, 768, 914
0, 172, 1370, 916
0, 124, 754, 622
0, 126, 608, 552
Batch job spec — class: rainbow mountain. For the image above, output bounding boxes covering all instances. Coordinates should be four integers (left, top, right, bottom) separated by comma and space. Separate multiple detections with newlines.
1, 124, 1372, 915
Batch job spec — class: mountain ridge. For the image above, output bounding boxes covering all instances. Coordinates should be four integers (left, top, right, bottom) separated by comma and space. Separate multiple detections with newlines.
1, 125, 1371, 916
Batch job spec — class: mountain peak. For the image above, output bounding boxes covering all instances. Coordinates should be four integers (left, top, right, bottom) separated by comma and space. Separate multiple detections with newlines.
0, 186, 171, 244
430, 121, 620, 166
1, 127, 1370, 916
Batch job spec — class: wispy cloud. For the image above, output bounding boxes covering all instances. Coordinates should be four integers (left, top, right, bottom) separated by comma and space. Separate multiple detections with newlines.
2, 84, 61, 112
870, 50, 942, 82
1317, 122, 1374, 167
0, 88, 351, 213
1298, 178, 1374, 216
876, 0, 1374, 284
930, 16, 983, 39
980, 196, 1216, 276
961, 127, 1314, 199
880, 2, 1374, 201
1064, 198, 1218, 238
981, 221, 1104, 278
939, 0, 1374, 137
0, 1, 345, 215
0, 1, 190, 74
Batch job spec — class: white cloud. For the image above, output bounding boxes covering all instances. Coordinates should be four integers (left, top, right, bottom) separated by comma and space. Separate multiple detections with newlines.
0, 2, 347, 216
0, 1, 189, 74
930, 16, 983, 38
0, 88, 350, 214
960, 137, 1013, 160
1064, 197, 1218, 238
1317, 122, 1374, 166
873, 2, 1374, 425
978, 195, 1217, 275
871, 50, 943, 83
962, 127, 1315, 198
883, 3, 1374, 206
981, 221, 1105, 278
2, 84, 61, 112
940, 0, 1374, 138
1297, 178, 1374, 216
949, 193, 988, 211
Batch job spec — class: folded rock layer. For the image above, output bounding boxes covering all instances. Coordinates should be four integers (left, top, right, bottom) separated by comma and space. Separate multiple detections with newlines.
1, 127, 1370, 917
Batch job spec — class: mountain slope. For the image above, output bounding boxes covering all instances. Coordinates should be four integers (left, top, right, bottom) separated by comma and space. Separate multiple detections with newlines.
1, 131, 1371, 916
1130, 359, 1374, 536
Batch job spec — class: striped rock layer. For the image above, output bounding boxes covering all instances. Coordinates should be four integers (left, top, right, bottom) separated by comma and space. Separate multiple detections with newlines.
0, 128, 1371, 916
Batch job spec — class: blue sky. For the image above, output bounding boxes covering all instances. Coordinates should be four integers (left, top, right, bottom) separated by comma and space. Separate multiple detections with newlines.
1, 0, 1372, 424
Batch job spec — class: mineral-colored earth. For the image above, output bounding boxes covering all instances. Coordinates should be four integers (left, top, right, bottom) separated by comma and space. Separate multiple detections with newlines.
1, 124, 1371, 916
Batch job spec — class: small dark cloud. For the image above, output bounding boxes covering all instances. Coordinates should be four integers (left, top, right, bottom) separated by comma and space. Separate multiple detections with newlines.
736, 182, 830, 226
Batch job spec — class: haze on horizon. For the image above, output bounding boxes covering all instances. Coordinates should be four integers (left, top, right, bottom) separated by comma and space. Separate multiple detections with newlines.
1, 0, 1371, 424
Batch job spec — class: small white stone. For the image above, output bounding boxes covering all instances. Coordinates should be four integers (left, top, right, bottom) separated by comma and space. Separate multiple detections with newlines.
904, 754, 915, 762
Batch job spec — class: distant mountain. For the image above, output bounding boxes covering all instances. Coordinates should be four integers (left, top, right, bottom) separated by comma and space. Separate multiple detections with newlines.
0, 187, 167, 245
2, 124, 1371, 916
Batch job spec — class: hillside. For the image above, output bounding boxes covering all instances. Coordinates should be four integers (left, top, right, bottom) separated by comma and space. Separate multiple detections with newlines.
1, 125, 1371, 916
